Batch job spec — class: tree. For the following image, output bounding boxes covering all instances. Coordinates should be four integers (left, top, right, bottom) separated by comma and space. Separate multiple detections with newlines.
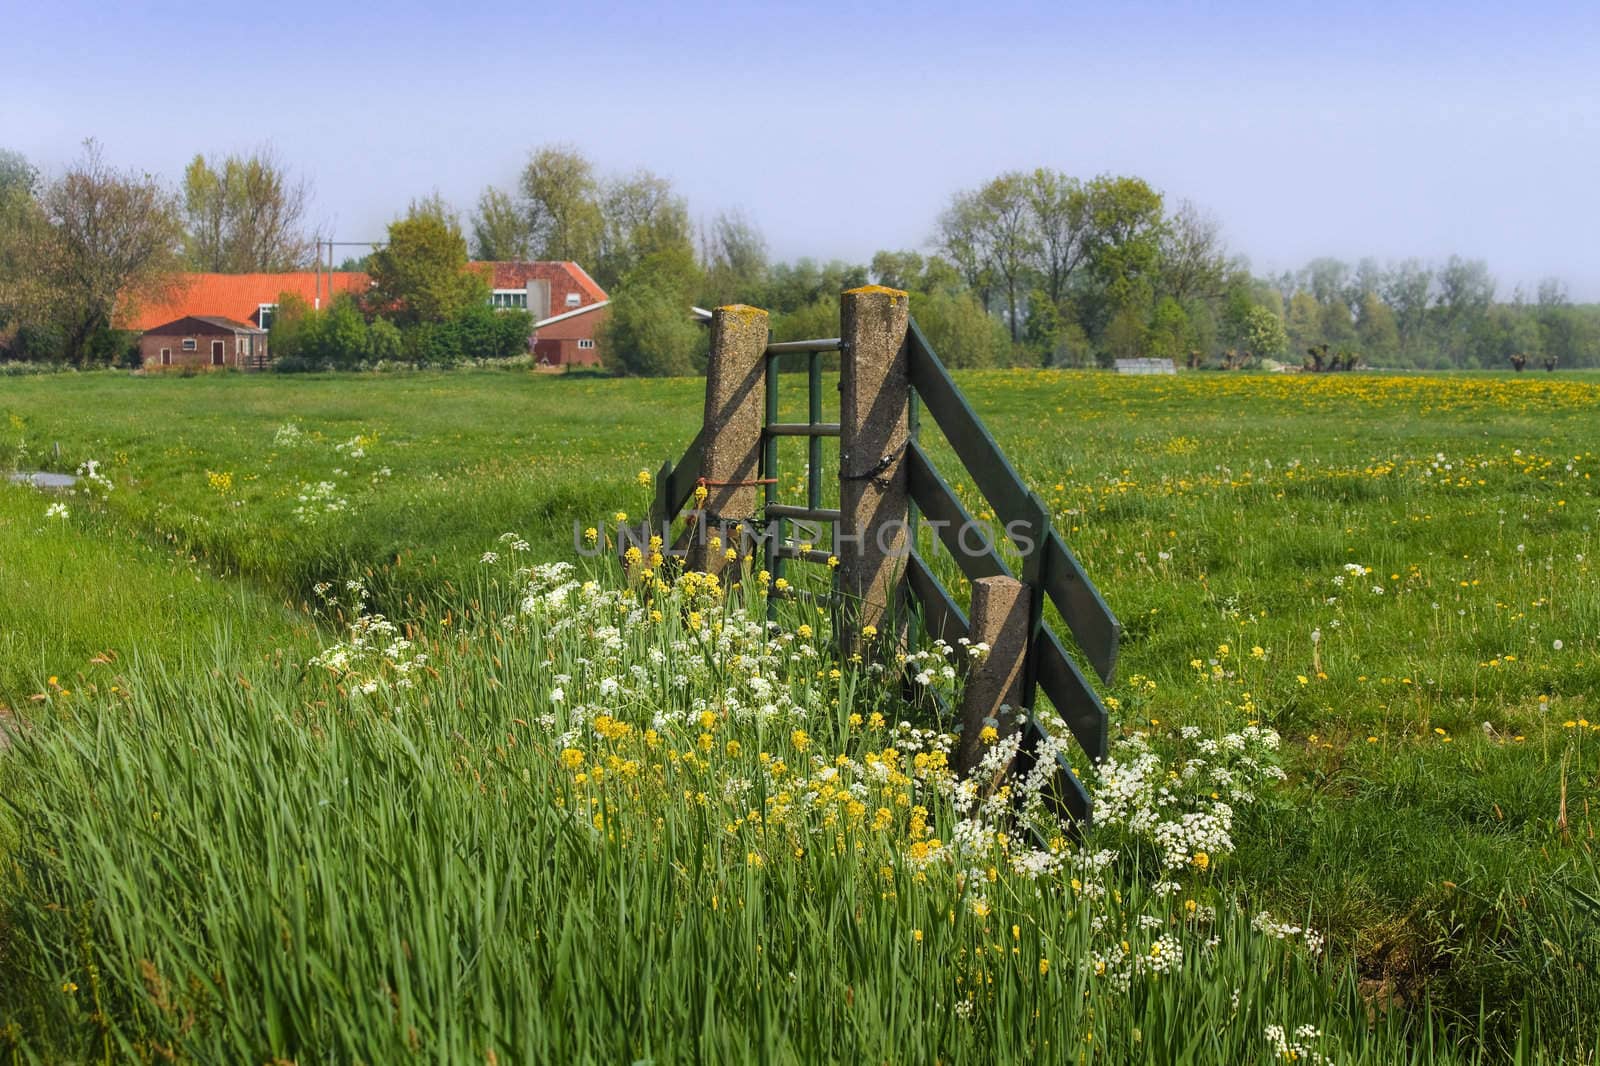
0, 149, 44, 341
869, 249, 924, 292
470, 185, 531, 261
1433, 255, 1494, 363
934, 190, 992, 307
1379, 259, 1433, 356
1146, 297, 1192, 362
1355, 292, 1399, 358
1025, 169, 1089, 306
596, 170, 692, 290
700, 209, 768, 306
1238, 305, 1287, 363
180, 148, 314, 272
598, 245, 706, 376
910, 288, 1013, 368
1285, 292, 1322, 353
40, 141, 184, 364
366, 198, 486, 325
971, 173, 1036, 342
1078, 175, 1164, 343
1157, 200, 1230, 304
518, 144, 603, 266
1303, 258, 1350, 306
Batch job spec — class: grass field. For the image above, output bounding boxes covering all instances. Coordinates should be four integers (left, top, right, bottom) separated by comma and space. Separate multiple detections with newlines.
2, 367, 1598, 1062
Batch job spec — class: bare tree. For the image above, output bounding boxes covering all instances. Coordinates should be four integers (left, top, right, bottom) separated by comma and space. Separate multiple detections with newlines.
181, 146, 314, 271
1158, 200, 1230, 304
45, 141, 184, 363
596, 169, 691, 288
518, 144, 603, 266
1025, 168, 1090, 306
470, 185, 531, 261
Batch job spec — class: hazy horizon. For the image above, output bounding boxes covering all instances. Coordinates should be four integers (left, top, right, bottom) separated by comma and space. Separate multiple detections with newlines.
4, 0, 1597, 299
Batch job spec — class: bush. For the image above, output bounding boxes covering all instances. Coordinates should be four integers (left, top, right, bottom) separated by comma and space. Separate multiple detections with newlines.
600, 282, 706, 377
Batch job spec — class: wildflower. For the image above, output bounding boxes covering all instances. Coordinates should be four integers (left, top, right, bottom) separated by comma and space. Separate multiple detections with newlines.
584, 527, 598, 544
636, 469, 652, 488
791, 729, 810, 751
1038, 958, 1050, 976
614, 511, 628, 523
45, 502, 69, 520
979, 725, 999, 745
827, 555, 839, 568
725, 548, 738, 562
861, 625, 878, 639
61, 982, 77, 994
913, 929, 923, 943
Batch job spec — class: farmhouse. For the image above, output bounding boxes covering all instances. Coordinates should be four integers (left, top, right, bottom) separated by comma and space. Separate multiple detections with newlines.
118, 261, 609, 369
138, 316, 268, 371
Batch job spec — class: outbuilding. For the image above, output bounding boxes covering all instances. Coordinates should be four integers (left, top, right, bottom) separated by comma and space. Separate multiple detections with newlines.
138, 316, 269, 371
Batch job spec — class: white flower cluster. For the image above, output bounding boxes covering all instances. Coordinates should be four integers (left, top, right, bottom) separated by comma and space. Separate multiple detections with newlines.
307, 580, 428, 697
1251, 910, 1326, 956
75, 458, 114, 496
1092, 727, 1284, 871
1263, 1023, 1335, 1064
272, 422, 305, 448
45, 501, 69, 520
294, 480, 349, 521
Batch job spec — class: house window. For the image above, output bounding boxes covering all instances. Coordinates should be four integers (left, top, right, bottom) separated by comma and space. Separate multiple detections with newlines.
160, 348, 171, 366
491, 290, 528, 310
258, 303, 277, 330
181, 338, 197, 351
577, 339, 595, 349
565, 292, 582, 308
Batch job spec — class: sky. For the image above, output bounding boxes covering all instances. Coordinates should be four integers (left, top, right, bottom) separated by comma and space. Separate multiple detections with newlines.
3, 0, 1597, 298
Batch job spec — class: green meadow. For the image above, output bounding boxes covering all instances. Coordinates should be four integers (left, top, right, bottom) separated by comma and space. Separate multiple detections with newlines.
1, 367, 1598, 1063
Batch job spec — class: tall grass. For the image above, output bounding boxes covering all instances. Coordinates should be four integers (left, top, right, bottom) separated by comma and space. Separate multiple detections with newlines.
0, 553, 1528, 1064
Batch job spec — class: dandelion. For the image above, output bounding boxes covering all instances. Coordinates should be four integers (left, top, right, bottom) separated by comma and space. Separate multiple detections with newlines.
1554, 639, 1564, 651
636, 469, 652, 488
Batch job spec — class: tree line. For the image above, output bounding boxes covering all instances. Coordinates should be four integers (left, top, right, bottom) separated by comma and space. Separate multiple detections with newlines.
2, 140, 1595, 371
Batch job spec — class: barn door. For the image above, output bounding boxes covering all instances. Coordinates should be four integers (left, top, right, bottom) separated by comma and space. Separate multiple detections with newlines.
211, 340, 224, 366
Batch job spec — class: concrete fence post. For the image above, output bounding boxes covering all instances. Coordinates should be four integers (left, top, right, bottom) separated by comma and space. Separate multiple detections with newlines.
955, 575, 1030, 776
838, 285, 910, 646
688, 304, 769, 575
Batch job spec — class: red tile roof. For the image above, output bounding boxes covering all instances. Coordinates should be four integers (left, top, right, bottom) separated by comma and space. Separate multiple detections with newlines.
118, 272, 372, 331
119, 262, 606, 332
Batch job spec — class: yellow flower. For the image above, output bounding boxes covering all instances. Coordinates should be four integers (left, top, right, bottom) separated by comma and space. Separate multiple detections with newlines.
61, 981, 78, 994
636, 469, 652, 488
979, 725, 999, 745
797, 624, 813, 640
1191, 851, 1210, 871
559, 748, 585, 771
861, 624, 878, 639
913, 929, 924, 943
614, 511, 628, 523
1296, 675, 1309, 686
584, 527, 598, 543
827, 555, 839, 568
1038, 958, 1050, 976
791, 729, 811, 751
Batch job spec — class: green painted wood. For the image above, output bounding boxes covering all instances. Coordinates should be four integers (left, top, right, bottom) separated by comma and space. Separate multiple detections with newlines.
905, 442, 1009, 582
903, 551, 970, 648
906, 320, 1120, 683
904, 549, 1097, 822
1034, 627, 1110, 761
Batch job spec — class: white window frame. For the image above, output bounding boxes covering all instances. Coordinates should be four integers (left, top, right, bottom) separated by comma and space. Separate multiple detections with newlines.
258, 303, 277, 329
490, 289, 529, 310
577, 338, 595, 349
565, 292, 582, 308
181, 338, 197, 351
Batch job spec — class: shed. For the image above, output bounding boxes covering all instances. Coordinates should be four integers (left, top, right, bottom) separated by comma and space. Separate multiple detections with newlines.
138, 316, 269, 371
1113, 357, 1177, 375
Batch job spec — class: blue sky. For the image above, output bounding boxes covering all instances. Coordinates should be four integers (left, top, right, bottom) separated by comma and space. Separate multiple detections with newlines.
3, 0, 1597, 297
